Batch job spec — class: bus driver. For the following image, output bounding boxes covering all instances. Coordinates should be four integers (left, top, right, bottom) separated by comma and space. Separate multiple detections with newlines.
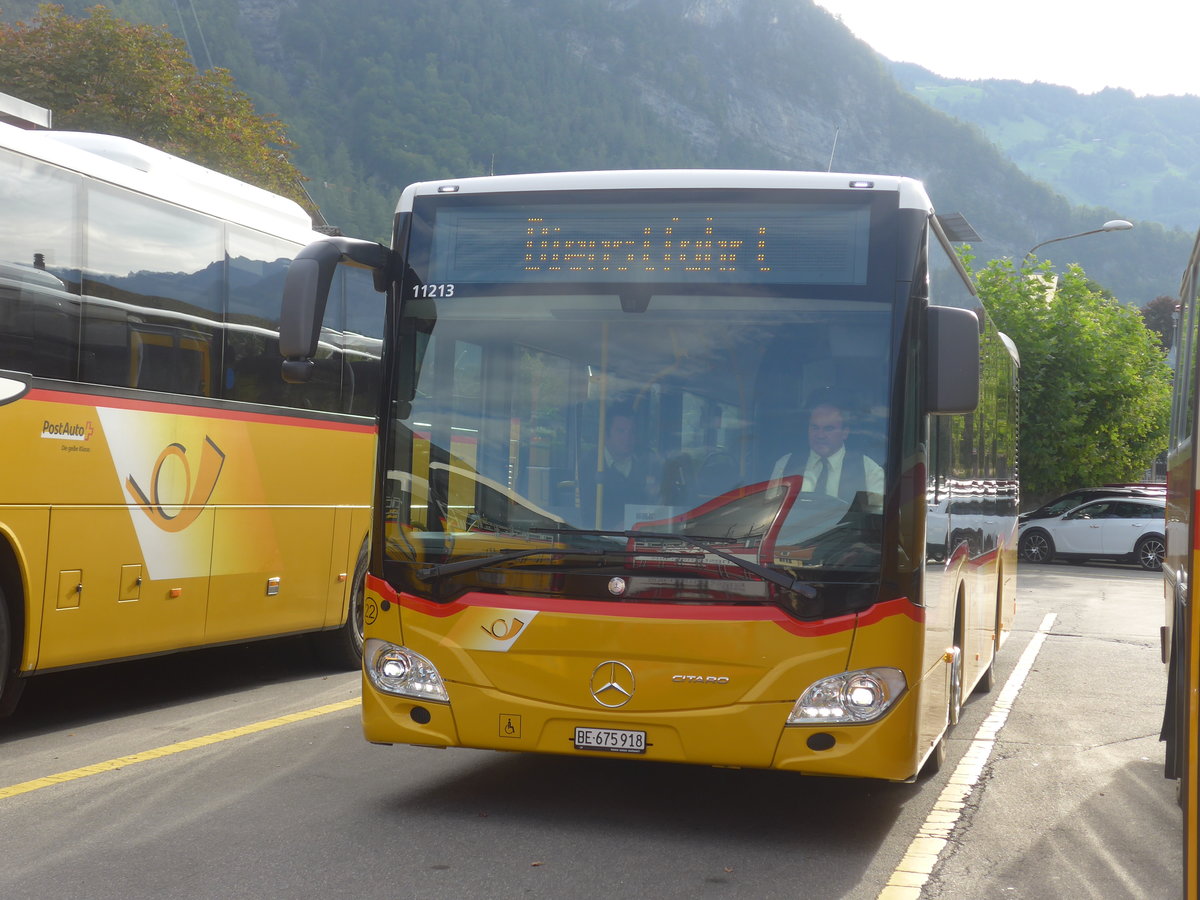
771, 401, 883, 504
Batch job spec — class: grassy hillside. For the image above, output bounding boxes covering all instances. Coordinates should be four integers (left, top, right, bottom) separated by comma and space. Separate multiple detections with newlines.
892, 62, 1200, 231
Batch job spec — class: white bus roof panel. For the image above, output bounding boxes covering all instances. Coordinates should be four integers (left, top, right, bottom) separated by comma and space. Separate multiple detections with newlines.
0, 121, 314, 241
399, 169, 933, 215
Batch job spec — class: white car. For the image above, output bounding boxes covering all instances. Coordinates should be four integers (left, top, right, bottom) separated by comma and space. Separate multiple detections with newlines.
1017, 496, 1166, 570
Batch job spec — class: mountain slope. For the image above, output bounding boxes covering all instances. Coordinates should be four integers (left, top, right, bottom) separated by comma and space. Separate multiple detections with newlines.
3, 0, 1190, 301
892, 61, 1200, 231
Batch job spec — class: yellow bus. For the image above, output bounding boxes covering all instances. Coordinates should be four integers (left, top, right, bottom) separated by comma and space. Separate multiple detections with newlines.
281, 171, 1018, 780
1164, 226, 1200, 899
0, 121, 382, 714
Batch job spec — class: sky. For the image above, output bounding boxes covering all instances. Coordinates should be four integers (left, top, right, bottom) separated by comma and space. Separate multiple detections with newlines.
812, 0, 1200, 98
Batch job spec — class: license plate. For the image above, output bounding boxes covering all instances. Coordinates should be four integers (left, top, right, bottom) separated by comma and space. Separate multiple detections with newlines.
573, 726, 647, 754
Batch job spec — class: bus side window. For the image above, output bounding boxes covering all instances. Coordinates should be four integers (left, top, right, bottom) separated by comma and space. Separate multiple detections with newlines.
0, 153, 82, 380
0, 270, 80, 380
81, 185, 222, 397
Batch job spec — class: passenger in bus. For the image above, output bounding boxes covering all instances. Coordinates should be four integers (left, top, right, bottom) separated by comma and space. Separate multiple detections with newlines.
585, 404, 660, 529
771, 400, 883, 503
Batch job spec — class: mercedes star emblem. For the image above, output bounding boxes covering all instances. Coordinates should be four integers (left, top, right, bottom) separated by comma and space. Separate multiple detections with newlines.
590, 660, 636, 708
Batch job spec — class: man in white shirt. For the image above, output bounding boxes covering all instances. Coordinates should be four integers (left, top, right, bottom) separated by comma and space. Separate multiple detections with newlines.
772, 402, 883, 504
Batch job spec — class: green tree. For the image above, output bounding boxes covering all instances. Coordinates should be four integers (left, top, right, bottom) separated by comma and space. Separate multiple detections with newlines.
1140, 294, 1180, 349
972, 256, 1171, 505
0, 4, 309, 208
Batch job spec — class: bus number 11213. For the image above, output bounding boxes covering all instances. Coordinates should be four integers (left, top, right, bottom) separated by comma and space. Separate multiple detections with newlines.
413, 283, 455, 298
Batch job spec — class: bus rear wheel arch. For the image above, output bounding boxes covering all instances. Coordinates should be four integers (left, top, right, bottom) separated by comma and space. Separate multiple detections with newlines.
311, 538, 369, 669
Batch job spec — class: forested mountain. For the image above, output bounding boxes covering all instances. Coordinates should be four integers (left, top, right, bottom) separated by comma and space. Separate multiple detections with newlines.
892, 62, 1200, 230
3, 0, 1192, 303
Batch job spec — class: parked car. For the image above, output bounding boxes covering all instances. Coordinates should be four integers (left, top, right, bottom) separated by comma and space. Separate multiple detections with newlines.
1018, 496, 1166, 570
1019, 485, 1165, 525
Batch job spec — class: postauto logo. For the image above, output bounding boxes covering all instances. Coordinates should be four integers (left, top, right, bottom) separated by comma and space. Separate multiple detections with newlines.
126, 437, 226, 533
41, 418, 94, 441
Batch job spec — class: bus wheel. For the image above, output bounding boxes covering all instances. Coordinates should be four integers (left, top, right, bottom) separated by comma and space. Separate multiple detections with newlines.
948, 629, 964, 726
312, 540, 369, 669
0, 587, 25, 718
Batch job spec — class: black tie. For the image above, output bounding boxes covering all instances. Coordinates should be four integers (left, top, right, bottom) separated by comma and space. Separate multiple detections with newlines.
814, 457, 830, 496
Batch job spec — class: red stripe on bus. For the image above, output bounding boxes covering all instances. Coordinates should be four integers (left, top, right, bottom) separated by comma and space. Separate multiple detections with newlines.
768, 596, 923, 636
370, 575, 921, 637
945, 540, 1005, 569
24, 387, 375, 433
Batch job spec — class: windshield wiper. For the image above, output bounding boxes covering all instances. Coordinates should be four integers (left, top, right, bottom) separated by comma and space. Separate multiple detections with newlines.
530, 527, 741, 544
531, 528, 816, 599
417, 547, 622, 580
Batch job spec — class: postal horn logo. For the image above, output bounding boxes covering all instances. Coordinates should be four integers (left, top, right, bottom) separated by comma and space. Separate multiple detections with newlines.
126, 436, 225, 533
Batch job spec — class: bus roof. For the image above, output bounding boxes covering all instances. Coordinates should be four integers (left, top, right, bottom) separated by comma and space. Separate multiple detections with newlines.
398, 169, 934, 214
0, 121, 314, 241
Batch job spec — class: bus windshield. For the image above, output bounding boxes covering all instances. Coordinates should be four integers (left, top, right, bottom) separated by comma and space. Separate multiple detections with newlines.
384, 227, 895, 608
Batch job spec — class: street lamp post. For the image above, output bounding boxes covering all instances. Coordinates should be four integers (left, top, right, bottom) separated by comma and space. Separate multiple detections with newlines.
1023, 219, 1134, 264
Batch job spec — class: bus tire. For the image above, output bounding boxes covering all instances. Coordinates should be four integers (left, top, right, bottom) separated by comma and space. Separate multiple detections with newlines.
948, 610, 964, 726
312, 540, 369, 670
0, 586, 25, 718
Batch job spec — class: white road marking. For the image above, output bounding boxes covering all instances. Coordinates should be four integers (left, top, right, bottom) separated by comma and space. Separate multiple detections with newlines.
878, 612, 1058, 899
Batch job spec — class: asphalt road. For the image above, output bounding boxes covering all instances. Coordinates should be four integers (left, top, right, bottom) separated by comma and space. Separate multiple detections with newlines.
0, 562, 1181, 900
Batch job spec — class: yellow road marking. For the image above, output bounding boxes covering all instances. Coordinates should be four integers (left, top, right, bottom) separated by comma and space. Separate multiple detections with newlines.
878, 613, 1058, 900
0, 697, 360, 801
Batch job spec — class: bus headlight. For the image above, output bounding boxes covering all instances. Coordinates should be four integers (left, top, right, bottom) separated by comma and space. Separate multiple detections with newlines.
365, 639, 449, 703
787, 668, 907, 725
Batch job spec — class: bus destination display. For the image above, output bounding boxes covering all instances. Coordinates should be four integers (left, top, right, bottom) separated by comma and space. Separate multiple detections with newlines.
426, 202, 871, 286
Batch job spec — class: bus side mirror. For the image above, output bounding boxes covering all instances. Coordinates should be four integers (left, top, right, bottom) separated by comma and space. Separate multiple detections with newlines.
926, 305, 980, 415
280, 237, 390, 384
